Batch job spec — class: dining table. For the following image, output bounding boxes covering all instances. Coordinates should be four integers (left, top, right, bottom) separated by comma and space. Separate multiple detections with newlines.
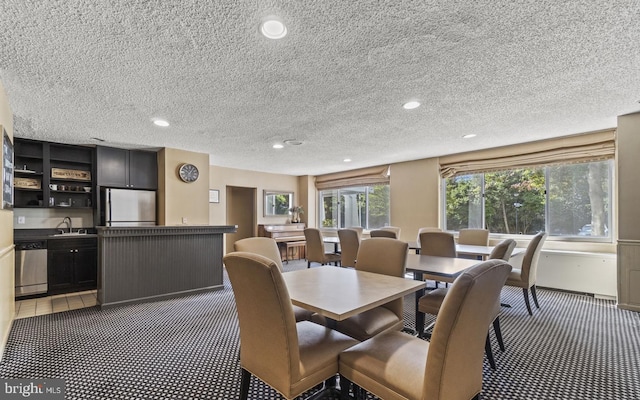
404, 254, 481, 332
283, 265, 425, 322
282, 265, 425, 399
408, 241, 525, 259
322, 236, 341, 253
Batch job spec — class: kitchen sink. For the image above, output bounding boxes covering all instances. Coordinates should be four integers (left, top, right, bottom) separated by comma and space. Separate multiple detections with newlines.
51, 231, 88, 237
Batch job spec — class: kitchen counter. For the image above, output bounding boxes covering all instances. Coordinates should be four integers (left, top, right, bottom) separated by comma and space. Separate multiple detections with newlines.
97, 225, 237, 308
14, 229, 98, 241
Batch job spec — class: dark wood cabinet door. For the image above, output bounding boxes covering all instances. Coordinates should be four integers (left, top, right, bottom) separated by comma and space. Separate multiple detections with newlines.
74, 247, 98, 288
48, 249, 75, 294
129, 150, 158, 190
96, 146, 128, 187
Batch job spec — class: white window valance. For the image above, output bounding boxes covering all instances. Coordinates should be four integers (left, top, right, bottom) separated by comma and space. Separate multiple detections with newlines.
439, 129, 615, 178
315, 165, 390, 190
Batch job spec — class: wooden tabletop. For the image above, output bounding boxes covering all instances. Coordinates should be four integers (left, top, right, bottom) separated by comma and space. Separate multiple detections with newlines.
404, 254, 481, 278
283, 266, 424, 321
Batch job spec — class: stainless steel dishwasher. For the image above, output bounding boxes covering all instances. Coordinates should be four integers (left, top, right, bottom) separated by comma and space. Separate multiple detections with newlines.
15, 240, 48, 297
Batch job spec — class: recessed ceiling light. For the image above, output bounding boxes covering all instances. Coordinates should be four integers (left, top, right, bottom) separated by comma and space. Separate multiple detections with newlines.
153, 119, 170, 127
260, 17, 287, 39
402, 101, 421, 110
272, 144, 284, 149
283, 139, 303, 146
462, 134, 477, 139
343, 158, 352, 162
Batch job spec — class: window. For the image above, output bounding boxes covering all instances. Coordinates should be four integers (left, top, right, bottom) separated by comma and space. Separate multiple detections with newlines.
319, 185, 390, 230
444, 160, 612, 239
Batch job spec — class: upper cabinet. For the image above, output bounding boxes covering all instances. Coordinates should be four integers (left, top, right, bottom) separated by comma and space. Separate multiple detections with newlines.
13, 139, 45, 208
13, 138, 95, 209
96, 146, 157, 190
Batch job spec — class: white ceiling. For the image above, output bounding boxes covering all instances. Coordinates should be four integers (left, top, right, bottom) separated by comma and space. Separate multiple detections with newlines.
1, 1, 639, 176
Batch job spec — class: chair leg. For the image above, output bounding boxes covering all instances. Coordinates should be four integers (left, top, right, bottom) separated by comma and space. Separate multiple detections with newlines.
522, 288, 533, 316
531, 285, 541, 309
485, 334, 496, 370
240, 368, 251, 400
307, 261, 311, 268
493, 317, 505, 351
339, 375, 352, 399
416, 311, 425, 338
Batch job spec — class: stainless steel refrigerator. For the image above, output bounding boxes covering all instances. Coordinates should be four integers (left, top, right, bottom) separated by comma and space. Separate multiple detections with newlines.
103, 188, 156, 226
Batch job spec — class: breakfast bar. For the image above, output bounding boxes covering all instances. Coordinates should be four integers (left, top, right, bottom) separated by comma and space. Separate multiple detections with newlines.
97, 225, 237, 308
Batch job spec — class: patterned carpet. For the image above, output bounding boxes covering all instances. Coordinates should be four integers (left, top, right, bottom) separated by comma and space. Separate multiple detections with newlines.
1, 259, 639, 399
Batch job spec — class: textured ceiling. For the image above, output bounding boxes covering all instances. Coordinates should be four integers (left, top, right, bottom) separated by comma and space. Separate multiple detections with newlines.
1, 1, 639, 175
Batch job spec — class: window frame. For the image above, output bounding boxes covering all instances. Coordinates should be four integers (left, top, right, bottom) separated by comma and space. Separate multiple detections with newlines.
442, 160, 614, 243
318, 184, 390, 231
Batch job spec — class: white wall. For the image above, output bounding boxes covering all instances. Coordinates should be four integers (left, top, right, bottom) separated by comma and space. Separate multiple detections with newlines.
0, 80, 14, 360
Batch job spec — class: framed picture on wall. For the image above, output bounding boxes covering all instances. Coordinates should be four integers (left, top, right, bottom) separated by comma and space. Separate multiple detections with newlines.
2, 126, 14, 210
209, 189, 220, 203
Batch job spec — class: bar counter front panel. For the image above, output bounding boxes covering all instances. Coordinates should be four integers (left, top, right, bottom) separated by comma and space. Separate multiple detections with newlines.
97, 225, 237, 308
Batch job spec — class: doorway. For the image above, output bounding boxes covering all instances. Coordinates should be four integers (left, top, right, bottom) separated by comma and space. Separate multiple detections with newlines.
225, 186, 257, 254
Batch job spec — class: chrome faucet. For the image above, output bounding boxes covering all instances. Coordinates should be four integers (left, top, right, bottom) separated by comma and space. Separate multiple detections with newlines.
62, 216, 72, 233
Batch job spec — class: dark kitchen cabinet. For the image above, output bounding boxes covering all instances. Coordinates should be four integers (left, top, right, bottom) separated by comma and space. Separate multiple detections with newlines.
96, 146, 157, 189
13, 138, 95, 209
48, 238, 97, 295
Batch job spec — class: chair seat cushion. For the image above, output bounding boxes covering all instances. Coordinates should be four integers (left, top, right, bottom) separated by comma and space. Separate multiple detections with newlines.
505, 268, 527, 287
340, 330, 428, 400
418, 288, 448, 315
294, 321, 359, 394
336, 307, 403, 341
324, 253, 341, 263
311, 307, 402, 342
293, 305, 314, 322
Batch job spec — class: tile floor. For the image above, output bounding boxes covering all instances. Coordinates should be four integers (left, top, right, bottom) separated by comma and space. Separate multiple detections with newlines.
14, 290, 98, 319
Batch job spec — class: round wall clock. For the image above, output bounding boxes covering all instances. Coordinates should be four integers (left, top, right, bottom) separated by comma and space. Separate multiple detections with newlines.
178, 163, 199, 183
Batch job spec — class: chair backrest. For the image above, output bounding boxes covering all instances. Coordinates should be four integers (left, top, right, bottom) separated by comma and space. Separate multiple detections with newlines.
416, 227, 442, 245
423, 259, 512, 400
370, 229, 397, 238
520, 232, 547, 285
355, 238, 409, 318
234, 237, 284, 271
304, 228, 325, 263
458, 229, 490, 246
338, 229, 360, 268
419, 231, 457, 258
347, 226, 364, 240
488, 238, 517, 261
224, 252, 301, 392
381, 226, 401, 238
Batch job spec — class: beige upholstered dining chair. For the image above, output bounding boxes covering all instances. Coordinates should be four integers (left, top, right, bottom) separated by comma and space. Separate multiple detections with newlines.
233, 237, 313, 322
304, 228, 341, 268
224, 252, 359, 400
337, 229, 360, 268
381, 225, 401, 238
369, 229, 397, 238
339, 259, 512, 400
416, 227, 442, 246
415, 238, 518, 369
419, 231, 458, 286
314, 238, 409, 341
457, 228, 490, 246
505, 232, 547, 315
